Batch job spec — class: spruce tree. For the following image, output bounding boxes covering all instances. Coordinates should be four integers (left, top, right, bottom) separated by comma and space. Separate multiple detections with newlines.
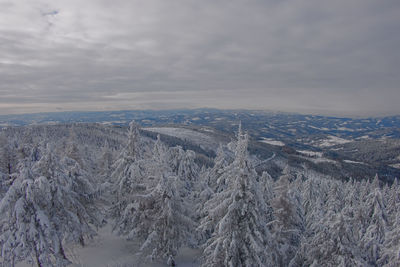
200, 129, 277, 266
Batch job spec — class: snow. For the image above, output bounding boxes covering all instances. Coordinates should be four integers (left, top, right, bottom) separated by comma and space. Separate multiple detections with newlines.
309, 125, 330, 131
200, 127, 214, 133
337, 127, 355, 132
343, 160, 367, 165
298, 150, 323, 158
317, 135, 351, 147
4, 122, 400, 267
310, 157, 339, 165
259, 137, 285, 146
390, 163, 400, 169
16, 224, 201, 267
145, 127, 217, 150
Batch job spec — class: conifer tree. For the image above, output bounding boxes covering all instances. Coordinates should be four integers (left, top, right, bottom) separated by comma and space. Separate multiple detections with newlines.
200, 129, 277, 266
0, 143, 101, 266
271, 170, 304, 266
361, 187, 388, 265
110, 121, 146, 218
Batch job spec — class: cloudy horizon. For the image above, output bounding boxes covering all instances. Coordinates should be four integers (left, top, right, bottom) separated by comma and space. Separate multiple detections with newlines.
1, 0, 399, 117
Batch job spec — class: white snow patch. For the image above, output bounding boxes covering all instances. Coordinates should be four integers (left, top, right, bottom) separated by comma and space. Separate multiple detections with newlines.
145, 127, 216, 150
16, 224, 201, 267
309, 125, 329, 131
343, 160, 366, 165
259, 138, 285, 146
337, 127, 355, 132
390, 163, 400, 169
298, 150, 323, 158
317, 136, 351, 147
310, 157, 339, 165
200, 127, 214, 133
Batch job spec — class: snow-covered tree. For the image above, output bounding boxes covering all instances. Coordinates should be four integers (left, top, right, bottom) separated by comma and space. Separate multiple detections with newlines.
379, 210, 400, 266
200, 129, 277, 266
0, 134, 17, 179
297, 211, 366, 267
110, 122, 147, 218
206, 144, 228, 192
271, 170, 304, 266
361, 187, 388, 265
0, 158, 70, 266
128, 174, 195, 263
65, 125, 83, 168
0, 143, 101, 266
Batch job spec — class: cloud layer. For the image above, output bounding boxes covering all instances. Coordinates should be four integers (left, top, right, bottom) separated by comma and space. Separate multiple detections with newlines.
1, 0, 399, 116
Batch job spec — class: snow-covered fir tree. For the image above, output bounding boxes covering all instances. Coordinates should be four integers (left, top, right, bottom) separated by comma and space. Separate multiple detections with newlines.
112, 132, 196, 265
271, 168, 304, 266
0, 142, 102, 266
110, 121, 149, 219
200, 129, 277, 266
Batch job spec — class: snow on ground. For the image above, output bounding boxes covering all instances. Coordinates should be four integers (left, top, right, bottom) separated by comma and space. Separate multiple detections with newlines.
310, 157, 339, 165
200, 127, 214, 133
259, 137, 285, 146
343, 160, 367, 165
308, 125, 330, 131
16, 224, 201, 267
145, 127, 217, 151
336, 127, 355, 132
317, 135, 352, 147
297, 154, 339, 165
357, 135, 370, 140
298, 150, 323, 158
390, 163, 400, 169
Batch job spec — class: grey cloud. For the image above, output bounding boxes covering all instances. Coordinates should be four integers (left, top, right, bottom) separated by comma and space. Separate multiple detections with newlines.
0, 0, 399, 116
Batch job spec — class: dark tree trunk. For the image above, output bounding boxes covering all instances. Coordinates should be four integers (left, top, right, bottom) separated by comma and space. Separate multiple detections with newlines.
79, 235, 85, 247
8, 162, 12, 179
59, 240, 68, 259
35, 247, 42, 267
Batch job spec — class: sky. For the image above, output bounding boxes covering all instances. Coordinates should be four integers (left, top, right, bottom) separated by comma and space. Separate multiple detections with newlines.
1, 0, 399, 117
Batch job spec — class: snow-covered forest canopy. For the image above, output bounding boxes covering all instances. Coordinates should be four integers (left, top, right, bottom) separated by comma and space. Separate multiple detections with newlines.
0, 122, 399, 267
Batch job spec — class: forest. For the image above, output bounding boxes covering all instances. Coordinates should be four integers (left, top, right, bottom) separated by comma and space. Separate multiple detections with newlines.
0, 122, 399, 267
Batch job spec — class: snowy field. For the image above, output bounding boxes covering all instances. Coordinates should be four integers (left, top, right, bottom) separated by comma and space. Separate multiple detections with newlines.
316, 135, 351, 147
145, 127, 217, 151
15, 225, 201, 267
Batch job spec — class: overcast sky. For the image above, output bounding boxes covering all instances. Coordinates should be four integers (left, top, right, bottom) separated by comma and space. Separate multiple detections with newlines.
1, 0, 399, 116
